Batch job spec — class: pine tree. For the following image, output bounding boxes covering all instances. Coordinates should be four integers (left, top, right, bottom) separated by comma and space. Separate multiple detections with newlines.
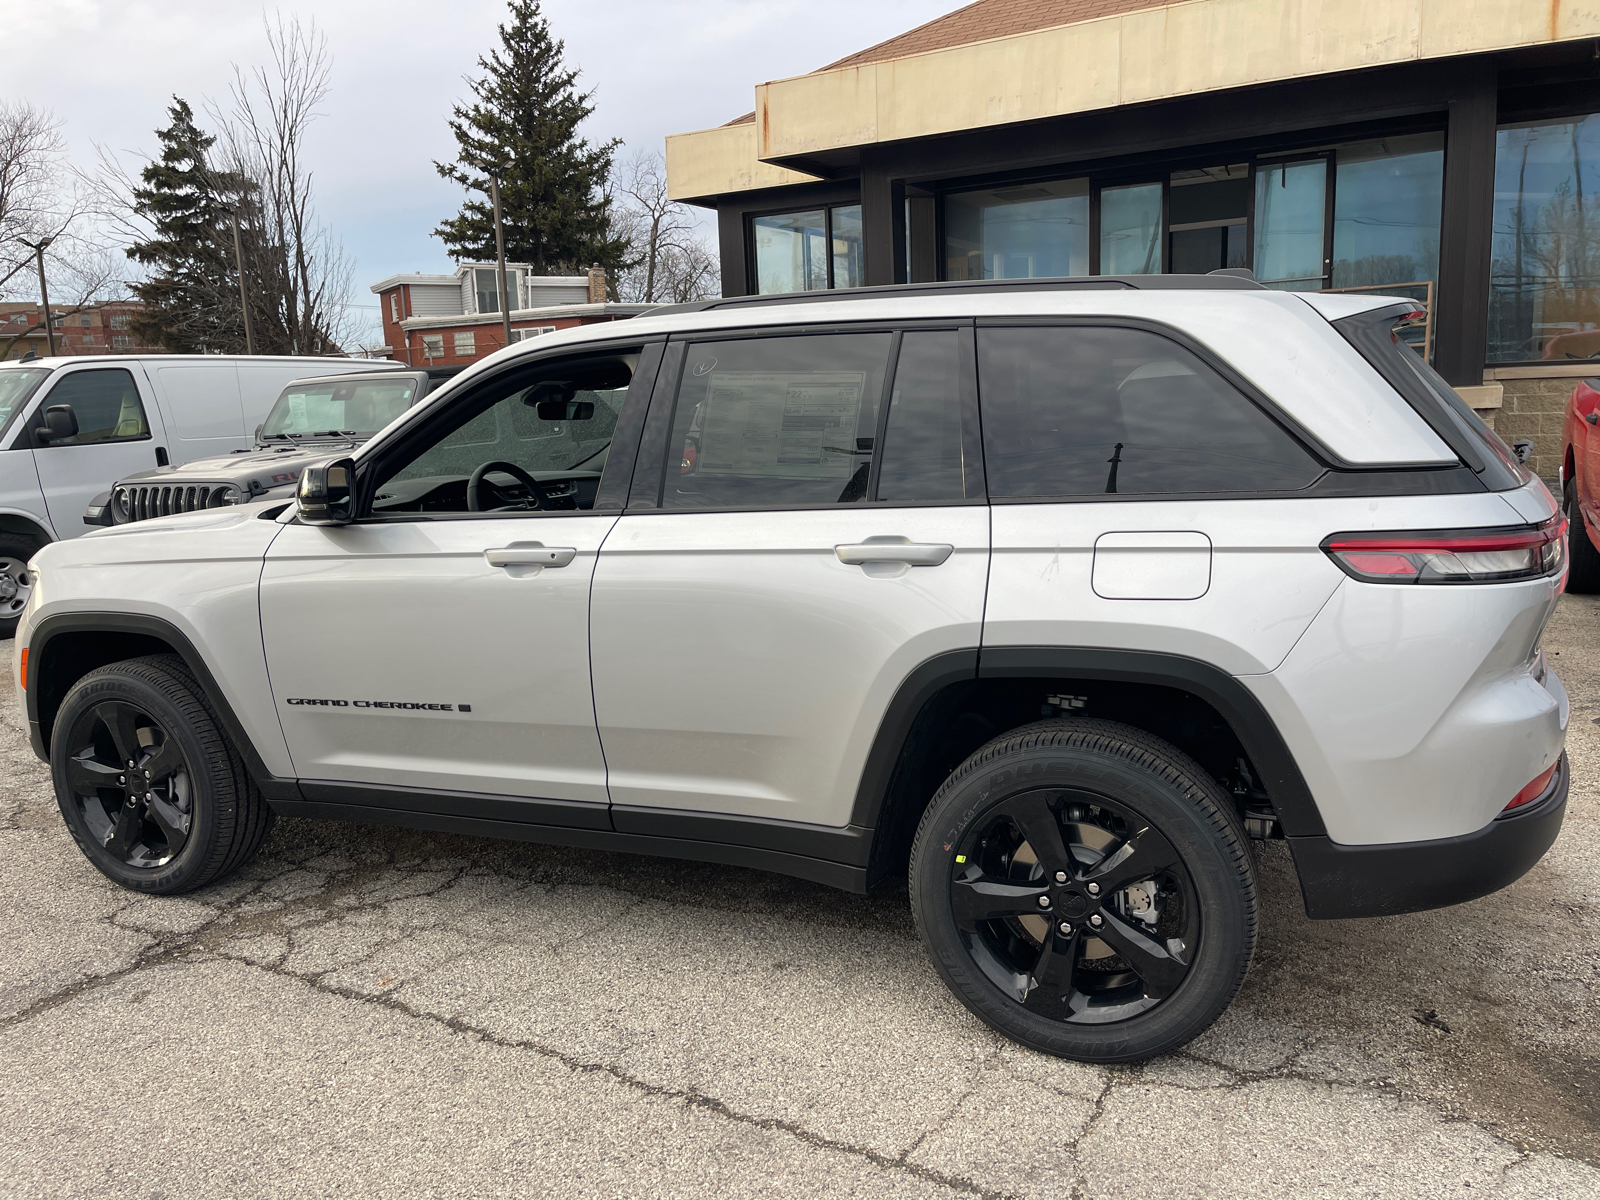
434, 0, 629, 279
125, 98, 259, 353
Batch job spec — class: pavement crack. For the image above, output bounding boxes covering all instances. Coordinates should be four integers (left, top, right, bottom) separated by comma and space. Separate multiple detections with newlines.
231, 952, 1014, 1200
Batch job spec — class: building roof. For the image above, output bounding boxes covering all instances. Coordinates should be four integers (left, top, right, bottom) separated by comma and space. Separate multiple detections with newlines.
725, 0, 1176, 125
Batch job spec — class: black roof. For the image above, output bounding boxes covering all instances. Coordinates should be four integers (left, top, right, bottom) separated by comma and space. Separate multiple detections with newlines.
649, 271, 1264, 319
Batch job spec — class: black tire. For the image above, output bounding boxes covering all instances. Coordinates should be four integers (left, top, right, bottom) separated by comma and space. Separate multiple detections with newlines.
51, 655, 274, 893
0, 531, 41, 640
1564, 478, 1600, 594
909, 718, 1256, 1063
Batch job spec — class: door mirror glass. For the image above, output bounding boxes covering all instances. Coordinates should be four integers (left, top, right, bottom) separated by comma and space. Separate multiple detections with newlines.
297, 457, 356, 525
37, 404, 79, 443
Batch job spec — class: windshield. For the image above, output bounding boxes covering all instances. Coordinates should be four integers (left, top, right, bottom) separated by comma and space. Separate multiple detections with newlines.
261, 377, 417, 439
0, 368, 49, 437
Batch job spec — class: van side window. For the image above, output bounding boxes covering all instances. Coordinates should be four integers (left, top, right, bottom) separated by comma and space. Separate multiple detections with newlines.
976, 326, 1322, 497
38, 369, 150, 445
664, 333, 891, 510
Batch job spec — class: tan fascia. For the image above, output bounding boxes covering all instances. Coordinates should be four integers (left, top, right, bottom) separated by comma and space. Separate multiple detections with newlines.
666, 121, 824, 204
666, 0, 1600, 199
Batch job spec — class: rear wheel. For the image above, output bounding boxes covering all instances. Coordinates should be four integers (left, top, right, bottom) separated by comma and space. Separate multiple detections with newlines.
910, 718, 1256, 1063
51, 656, 274, 893
1565, 478, 1600, 594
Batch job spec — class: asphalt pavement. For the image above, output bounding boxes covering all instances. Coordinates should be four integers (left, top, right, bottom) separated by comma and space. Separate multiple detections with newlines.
2, 597, 1598, 1199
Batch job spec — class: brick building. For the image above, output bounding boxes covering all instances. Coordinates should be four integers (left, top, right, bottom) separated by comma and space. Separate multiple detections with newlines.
1, 300, 156, 360
370, 263, 654, 367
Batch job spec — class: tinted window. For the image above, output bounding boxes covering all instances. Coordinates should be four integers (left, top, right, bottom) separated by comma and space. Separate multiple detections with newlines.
977, 326, 1321, 497
876, 331, 972, 503
664, 333, 890, 509
39, 369, 149, 445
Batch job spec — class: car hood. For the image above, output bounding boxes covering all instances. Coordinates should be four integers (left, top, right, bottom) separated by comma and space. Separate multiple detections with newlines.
115, 442, 361, 491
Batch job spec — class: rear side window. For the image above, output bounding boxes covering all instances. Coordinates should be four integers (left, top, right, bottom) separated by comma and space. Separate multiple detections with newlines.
38, 369, 150, 445
977, 326, 1321, 498
665, 333, 890, 509
876, 330, 976, 503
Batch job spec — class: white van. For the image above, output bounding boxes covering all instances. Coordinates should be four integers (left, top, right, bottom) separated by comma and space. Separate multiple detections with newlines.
0, 355, 398, 633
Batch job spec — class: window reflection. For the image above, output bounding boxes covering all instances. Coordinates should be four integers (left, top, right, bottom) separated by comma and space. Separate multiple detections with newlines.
754, 210, 828, 295
1254, 160, 1327, 289
831, 205, 864, 289
944, 179, 1089, 279
1100, 183, 1163, 275
1490, 114, 1600, 363
1331, 134, 1443, 290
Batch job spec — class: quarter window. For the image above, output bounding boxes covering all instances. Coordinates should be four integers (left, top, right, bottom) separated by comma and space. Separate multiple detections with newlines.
36, 369, 150, 445
664, 333, 890, 509
977, 326, 1321, 497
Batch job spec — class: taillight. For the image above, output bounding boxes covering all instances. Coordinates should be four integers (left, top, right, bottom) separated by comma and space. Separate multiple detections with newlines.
1504, 762, 1558, 812
1322, 517, 1566, 584
18, 646, 26, 691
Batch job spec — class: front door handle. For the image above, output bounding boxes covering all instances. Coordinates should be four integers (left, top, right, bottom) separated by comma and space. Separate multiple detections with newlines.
835, 538, 954, 567
486, 544, 575, 568
1586, 412, 1598, 426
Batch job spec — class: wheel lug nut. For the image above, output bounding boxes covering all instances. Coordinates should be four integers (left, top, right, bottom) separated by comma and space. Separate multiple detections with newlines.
1087, 882, 1101, 895
1053, 871, 1068, 884
1036, 895, 1051, 909
1058, 921, 1073, 936
1089, 913, 1103, 927
118, 776, 126, 784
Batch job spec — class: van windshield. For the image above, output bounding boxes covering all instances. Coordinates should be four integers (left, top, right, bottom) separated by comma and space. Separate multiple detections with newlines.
0, 368, 49, 435
261, 378, 418, 439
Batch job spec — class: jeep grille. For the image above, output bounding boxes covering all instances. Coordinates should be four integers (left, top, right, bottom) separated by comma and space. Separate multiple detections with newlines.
114, 483, 232, 523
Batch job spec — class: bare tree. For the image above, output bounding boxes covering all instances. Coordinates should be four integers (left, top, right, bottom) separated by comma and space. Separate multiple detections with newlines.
612, 150, 719, 304
208, 14, 355, 354
0, 101, 123, 358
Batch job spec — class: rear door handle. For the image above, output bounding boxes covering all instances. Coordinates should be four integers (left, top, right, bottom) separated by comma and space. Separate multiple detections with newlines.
835, 539, 953, 567
486, 544, 575, 568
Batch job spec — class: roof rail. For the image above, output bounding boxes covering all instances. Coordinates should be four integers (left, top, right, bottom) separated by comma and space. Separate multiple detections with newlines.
649, 272, 1264, 318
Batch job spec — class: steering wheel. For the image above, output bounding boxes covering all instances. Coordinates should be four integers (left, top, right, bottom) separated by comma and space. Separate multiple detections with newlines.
467, 460, 545, 512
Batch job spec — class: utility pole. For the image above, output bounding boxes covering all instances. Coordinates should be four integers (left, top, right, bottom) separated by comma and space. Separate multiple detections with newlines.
490, 173, 513, 351
221, 205, 256, 355
19, 238, 56, 357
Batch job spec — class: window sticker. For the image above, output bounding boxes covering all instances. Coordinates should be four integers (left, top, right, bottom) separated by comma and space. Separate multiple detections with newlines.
695, 371, 865, 480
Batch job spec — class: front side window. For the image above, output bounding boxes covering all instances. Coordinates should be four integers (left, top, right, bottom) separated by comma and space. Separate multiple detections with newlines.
752, 204, 863, 294
37, 369, 150, 445
261, 378, 417, 439
1490, 113, 1600, 363
665, 333, 890, 508
977, 325, 1321, 497
370, 354, 631, 516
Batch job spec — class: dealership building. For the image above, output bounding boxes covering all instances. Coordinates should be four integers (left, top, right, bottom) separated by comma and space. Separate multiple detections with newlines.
665, 0, 1600, 479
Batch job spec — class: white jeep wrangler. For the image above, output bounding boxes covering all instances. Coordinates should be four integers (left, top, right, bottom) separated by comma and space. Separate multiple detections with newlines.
16, 276, 1570, 1063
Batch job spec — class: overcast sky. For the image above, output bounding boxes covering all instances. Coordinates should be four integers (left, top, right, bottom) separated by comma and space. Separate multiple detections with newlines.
6, 0, 955, 342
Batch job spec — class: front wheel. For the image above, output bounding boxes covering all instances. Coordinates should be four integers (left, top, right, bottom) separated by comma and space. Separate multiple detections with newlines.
1564, 478, 1600, 594
909, 718, 1256, 1063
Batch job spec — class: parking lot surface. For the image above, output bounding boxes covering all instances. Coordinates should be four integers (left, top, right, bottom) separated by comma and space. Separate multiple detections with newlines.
2, 597, 1598, 1199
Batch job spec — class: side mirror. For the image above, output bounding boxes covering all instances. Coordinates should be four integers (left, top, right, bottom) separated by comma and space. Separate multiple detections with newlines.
535, 398, 594, 421
1512, 439, 1534, 465
36, 404, 78, 444
297, 457, 356, 526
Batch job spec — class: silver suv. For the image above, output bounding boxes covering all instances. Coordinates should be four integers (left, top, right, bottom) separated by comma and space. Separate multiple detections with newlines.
17, 276, 1570, 1063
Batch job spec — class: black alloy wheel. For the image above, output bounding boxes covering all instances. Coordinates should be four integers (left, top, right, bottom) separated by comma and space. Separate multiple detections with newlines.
949, 789, 1199, 1025
51, 656, 274, 893
911, 718, 1256, 1063
63, 699, 193, 868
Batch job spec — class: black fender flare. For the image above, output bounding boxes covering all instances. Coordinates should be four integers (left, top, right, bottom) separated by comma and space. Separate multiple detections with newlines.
848, 645, 1325, 838
26, 610, 299, 801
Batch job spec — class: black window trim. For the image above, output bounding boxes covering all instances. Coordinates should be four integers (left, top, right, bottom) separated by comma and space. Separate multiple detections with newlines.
18, 364, 154, 451
340, 334, 665, 525
628, 318, 987, 517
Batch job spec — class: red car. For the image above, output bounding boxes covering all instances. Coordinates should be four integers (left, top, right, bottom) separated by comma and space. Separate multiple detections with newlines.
1562, 376, 1600, 591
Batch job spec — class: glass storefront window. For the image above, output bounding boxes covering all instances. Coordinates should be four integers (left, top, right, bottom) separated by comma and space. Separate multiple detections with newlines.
1168, 164, 1249, 274
831, 205, 864, 289
1100, 183, 1163, 274
943, 179, 1089, 279
1489, 114, 1600, 363
1331, 134, 1443, 290
753, 210, 827, 294
1254, 159, 1327, 289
